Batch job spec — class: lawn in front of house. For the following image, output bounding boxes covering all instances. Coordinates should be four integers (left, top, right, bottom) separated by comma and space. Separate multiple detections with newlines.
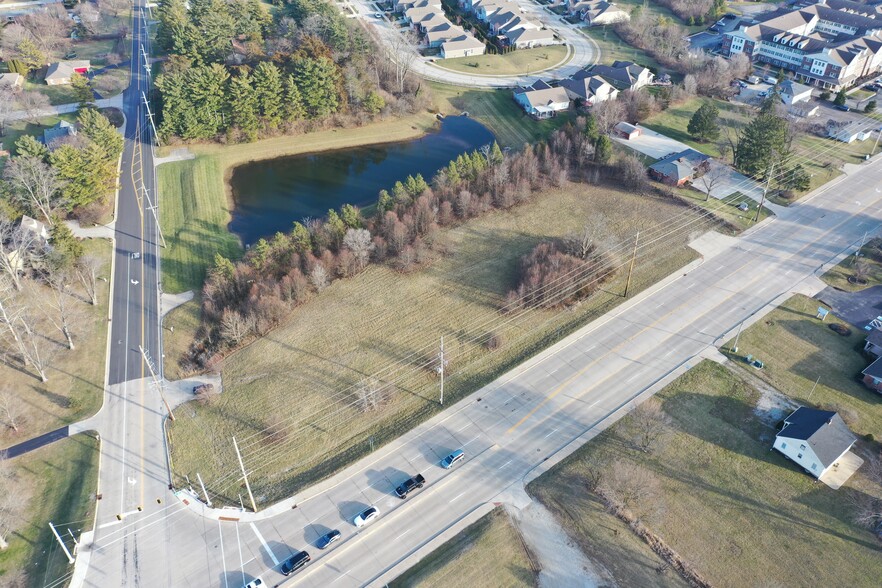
0, 434, 100, 588
529, 359, 882, 588
0, 238, 111, 448
822, 237, 882, 291
166, 181, 707, 505
674, 188, 773, 232
721, 294, 882, 437
641, 97, 753, 160
389, 507, 537, 588
21, 79, 79, 106
91, 68, 130, 98
0, 113, 80, 173
435, 45, 570, 76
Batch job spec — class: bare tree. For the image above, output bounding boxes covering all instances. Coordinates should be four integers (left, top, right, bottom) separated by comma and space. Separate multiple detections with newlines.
853, 259, 871, 283
592, 99, 626, 135
343, 228, 374, 272
219, 308, 254, 346
75, 254, 103, 306
565, 217, 610, 259
0, 457, 20, 551
4, 156, 67, 225
682, 74, 698, 97
0, 387, 23, 434
388, 30, 418, 95
600, 461, 660, 511
44, 269, 81, 350
699, 164, 728, 202
629, 397, 672, 453
0, 217, 37, 292
310, 264, 329, 292
0, 279, 29, 365
17, 311, 54, 382
616, 153, 648, 191
17, 91, 51, 123
99, 0, 130, 18
18, 10, 71, 56
0, 86, 19, 138
849, 452, 882, 536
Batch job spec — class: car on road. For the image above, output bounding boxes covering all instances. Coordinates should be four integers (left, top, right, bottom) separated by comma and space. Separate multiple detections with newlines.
317, 529, 342, 549
244, 578, 264, 588
280, 551, 311, 576
835, 104, 850, 111
353, 506, 380, 527
737, 202, 749, 211
395, 473, 426, 499
758, 91, 769, 98
440, 449, 465, 469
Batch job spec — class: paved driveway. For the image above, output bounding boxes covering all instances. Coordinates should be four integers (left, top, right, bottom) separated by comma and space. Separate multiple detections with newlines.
819, 451, 864, 489
816, 284, 882, 329
613, 126, 766, 201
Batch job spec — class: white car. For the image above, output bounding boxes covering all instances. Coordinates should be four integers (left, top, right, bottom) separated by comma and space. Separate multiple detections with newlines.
353, 506, 380, 528
244, 578, 264, 588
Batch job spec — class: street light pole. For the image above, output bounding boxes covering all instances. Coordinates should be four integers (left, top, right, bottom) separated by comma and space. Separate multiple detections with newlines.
732, 320, 745, 354
754, 161, 775, 223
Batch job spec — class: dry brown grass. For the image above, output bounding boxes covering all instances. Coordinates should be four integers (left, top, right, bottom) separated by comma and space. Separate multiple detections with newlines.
166, 181, 708, 504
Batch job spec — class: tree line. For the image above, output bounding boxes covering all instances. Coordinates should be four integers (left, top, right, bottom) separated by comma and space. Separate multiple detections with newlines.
154, 0, 422, 143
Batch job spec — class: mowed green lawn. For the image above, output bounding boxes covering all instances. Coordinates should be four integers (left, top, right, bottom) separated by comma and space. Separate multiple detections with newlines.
822, 237, 882, 291
530, 359, 882, 588
166, 181, 707, 504
1, 434, 100, 588
722, 294, 882, 436
390, 507, 537, 588
436, 45, 570, 76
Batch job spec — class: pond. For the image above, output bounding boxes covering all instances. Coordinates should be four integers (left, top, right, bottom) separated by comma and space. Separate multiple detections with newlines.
228, 116, 495, 245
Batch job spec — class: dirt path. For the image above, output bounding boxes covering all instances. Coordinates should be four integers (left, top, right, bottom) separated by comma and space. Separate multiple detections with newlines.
508, 501, 613, 588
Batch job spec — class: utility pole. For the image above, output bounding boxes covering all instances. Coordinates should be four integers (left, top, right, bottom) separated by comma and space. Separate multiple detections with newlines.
732, 320, 745, 354
49, 522, 75, 564
139, 345, 175, 421
807, 375, 821, 401
196, 472, 212, 507
857, 230, 868, 260
233, 436, 258, 512
141, 45, 151, 79
141, 183, 166, 248
141, 92, 160, 146
754, 161, 775, 223
437, 336, 448, 405
624, 231, 639, 298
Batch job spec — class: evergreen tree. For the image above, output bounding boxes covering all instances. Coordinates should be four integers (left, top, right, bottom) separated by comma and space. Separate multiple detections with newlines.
325, 209, 346, 249
584, 114, 598, 142
392, 181, 408, 203
340, 204, 361, 228
15, 135, 49, 160
781, 164, 811, 192
866, 100, 877, 113
834, 89, 847, 106
377, 190, 394, 213
293, 56, 341, 118
446, 161, 461, 185
686, 102, 720, 142
594, 135, 613, 164
283, 74, 306, 122
211, 253, 236, 280
16, 37, 44, 72
229, 73, 260, 141
734, 112, 789, 178
78, 108, 123, 160
252, 61, 284, 128
290, 221, 312, 253
489, 142, 504, 165
471, 150, 487, 174
49, 222, 83, 268
363, 92, 385, 114
71, 74, 95, 109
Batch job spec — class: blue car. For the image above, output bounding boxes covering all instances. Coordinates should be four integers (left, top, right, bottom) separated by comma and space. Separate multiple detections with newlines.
317, 529, 341, 549
441, 449, 465, 469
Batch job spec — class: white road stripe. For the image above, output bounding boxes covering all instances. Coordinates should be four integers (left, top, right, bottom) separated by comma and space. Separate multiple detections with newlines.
218, 521, 229, 588
499, 459, 513, 470
98, 520, 123, 529
544, 428, 558, 439
235, 523, 245, 587
250, 522, 280, 566
396, 529, 412, 541
449, 491, 467, 503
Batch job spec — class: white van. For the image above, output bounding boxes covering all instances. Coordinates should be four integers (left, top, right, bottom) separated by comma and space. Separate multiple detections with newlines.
747, 75, 761, 85
764, 76, 778, 85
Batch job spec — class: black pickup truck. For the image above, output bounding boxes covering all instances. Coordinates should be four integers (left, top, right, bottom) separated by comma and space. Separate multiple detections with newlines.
394, 474, 426, 499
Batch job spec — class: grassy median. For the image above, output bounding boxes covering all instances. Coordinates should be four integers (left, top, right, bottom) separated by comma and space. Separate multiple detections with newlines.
435, 45, 570, 76
166, 181, 708, 504
390, 507, 537, 588
529, 359, 882, 588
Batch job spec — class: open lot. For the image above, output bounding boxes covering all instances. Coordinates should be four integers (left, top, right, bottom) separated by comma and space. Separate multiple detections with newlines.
166, 181, 707, 504
582, 26, 661, 71
0, 434, 100, 588
435, 45, 570, 76
722, 294, 882, 436
389, 507, 537, 588
0, 238, 111, 447
529, 359, 882, 588
822, 237, 882, 291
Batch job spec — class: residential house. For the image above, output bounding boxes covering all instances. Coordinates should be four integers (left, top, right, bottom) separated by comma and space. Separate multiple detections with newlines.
0, 72, 24, 90
588, 60, 654, 91
566, 1, 630, 26
42, 120, 77, 146
861, 356, 882, 392
488, 10, 532, 35
513, 80, 570, 118
561, 73, 619, 105
405, 6, 442, 27
827, 119, 873, 142
648, 148, 711, 185
722, 1, 882, 91
426, 23, 469, 47
507, 27, 556, 49
864, 328, 882, 358
19, 215, 49, 243
779, 79, 814, 104
773, 407, 857, 478
441, 35, 487, 59
44, 60, 91, 85
395, 0, 442, 13
474, 0, 513, 22
613, 121, 641, 139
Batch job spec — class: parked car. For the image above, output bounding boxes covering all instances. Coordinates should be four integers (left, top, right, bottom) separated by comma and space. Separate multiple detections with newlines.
280, 551, 310, 576
835, 104, 850, 112
440, 449, 465, 469
244, 579, 264, 588
737, 202, 749, 211
353, 506, 380, 527
758, 91, 769, 98
764, 76, 778, 85
317, 529, 342, 549
737, 80, 748, 88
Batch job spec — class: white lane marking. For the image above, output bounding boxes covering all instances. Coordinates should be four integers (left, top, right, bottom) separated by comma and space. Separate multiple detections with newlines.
544, 428, 558, 439
235, 523, 245, 587
455, 422, 470, 432
98, 520, 123, 530
250, 522, 280, 566
218, 521, 229, 588
463, 435, 481, 447
449, 491, 467, 503
396, 529, 412, 541
499, 459, 513, 470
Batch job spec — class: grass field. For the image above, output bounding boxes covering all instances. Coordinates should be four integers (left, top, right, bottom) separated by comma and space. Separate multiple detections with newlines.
166, 181, 709, 504
91, 68, 129, 98
674, 189, 772, 232
641, 98, 753, 160
0, 238, 111, 447
822, 237, 882, 291
389, 507, 537, 588
435, 45, 570, 76
0, 434, 100, 588
529, 359, 882, 588
721, 294, 882, 437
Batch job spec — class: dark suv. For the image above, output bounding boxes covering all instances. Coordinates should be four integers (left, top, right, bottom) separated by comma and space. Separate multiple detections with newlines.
280, 550, 310, 576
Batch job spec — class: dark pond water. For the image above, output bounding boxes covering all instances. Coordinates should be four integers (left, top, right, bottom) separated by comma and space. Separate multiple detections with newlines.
228, 116, 495, 245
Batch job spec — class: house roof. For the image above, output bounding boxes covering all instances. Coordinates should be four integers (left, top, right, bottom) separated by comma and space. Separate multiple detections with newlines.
648, 148, 710, 182
0, 72, 23, 88
587, 61, 652, 88
779, 79, 813, 97
441, 34, 485, 53
862, 355, 882, 378
777, 407, 857, 468
426, 23, 466, 43
560, 74, 616, 99
614, 121, 640, 134
507, 27, 554, 43
19, 215, 48, 240
866, 328, 882, 348
42, 120, 77, 145
515, 86, 570, 109
45, 60, 91, 81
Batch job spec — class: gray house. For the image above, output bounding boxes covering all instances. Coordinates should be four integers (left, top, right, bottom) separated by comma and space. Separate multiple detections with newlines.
773, 407, 857, 479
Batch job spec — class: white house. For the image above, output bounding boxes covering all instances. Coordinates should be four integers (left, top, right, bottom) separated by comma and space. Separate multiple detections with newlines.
560, 74, 619, 106
587, 61, 654, 91
513, 80, 570, 118
779, 79, 813, 104
567, 1, 630, 26
441, 35, 487, 59
0, 72, 24, 90
773, 407, 857, 479
44, 60, 91, 86
507, 27, 556, 49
